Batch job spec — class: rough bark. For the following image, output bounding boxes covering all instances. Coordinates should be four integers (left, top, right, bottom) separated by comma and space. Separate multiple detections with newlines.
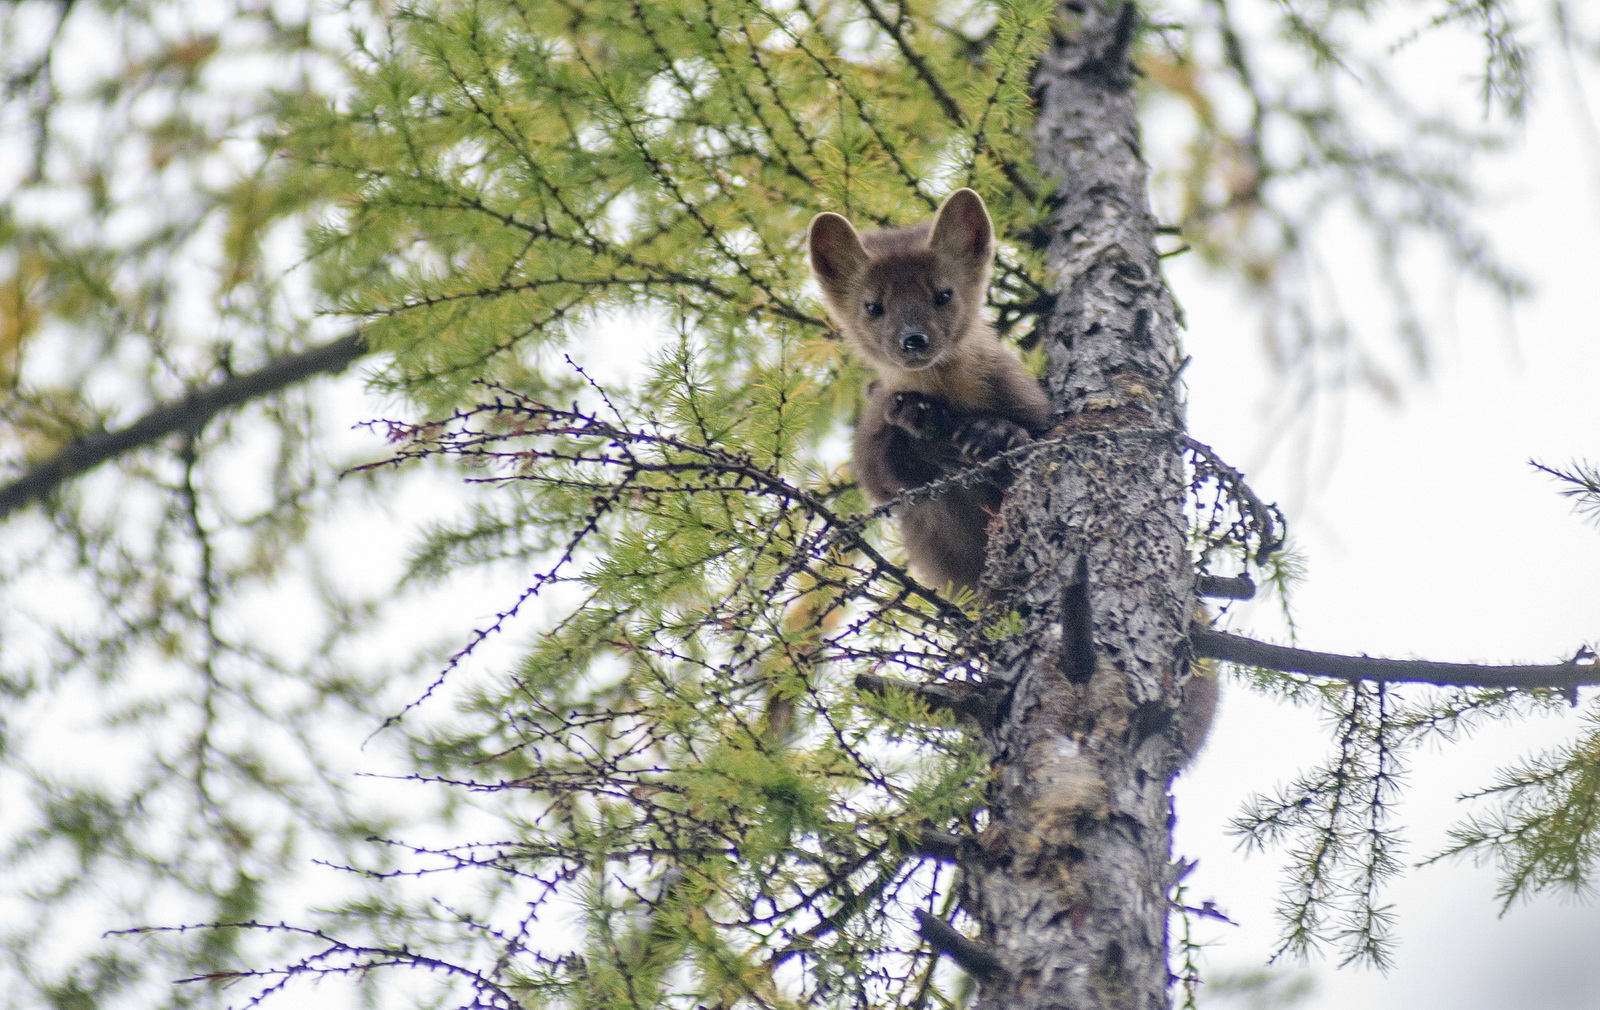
963, 4, 1194, 1008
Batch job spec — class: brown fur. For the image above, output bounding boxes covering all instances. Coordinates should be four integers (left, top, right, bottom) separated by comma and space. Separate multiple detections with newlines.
808, 189, 1051, 591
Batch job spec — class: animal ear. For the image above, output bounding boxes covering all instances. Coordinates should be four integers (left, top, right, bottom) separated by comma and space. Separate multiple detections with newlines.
808, 212, 868, 298
929, 188, 994, 266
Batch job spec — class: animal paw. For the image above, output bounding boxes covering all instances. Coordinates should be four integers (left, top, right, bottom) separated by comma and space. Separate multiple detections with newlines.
885, 391, 952, 438
954, 416, 1030, 463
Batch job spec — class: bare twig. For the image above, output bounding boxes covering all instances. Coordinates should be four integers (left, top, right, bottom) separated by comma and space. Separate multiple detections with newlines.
1183, 435, 1284, 563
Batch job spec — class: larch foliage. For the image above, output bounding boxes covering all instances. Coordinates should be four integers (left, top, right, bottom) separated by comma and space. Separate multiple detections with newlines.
280, 2, 1061, 1004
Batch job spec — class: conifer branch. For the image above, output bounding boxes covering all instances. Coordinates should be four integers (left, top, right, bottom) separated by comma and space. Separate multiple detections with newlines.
913, 909, 1004, 981
855, 0, 1038, 201
771, 859, 903, 968
1194, 628, 1600, 690
853, 673, 999, 724
0, 332, 367, 519
781, 2, 943, 206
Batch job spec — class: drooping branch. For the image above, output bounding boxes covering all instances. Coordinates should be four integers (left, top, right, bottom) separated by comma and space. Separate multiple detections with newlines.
1194, 627, 1600, 691
0, 332, 366, 519
1184, 435, 1285, 564
360, 384, 972, 626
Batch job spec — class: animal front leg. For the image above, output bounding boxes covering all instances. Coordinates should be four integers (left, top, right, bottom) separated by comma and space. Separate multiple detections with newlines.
952, 415, 1032, 465
883, 390, 956, 441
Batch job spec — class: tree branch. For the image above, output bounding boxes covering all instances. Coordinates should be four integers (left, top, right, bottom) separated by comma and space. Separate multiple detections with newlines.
1193, 627, 1600, 691
854, 0, 1038, 202
854, 672, 999, 724
1183, 435, 1285, 564
0, 332, 367, 519
905, 827, 964, 863
1198, 573, 1256, 600
913, 909, 1004, 981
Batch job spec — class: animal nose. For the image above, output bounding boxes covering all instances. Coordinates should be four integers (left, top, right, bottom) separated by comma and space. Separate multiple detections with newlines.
900, 332, 929, 355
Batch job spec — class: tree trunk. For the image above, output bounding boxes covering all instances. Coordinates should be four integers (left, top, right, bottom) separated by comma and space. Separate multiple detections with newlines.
965, 3, 1193, 1007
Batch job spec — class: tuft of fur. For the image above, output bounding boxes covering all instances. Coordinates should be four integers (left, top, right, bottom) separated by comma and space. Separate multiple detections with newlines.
808, 189, 1051, 591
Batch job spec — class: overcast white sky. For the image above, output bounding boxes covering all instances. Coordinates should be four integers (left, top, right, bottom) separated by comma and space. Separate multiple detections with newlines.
1174, 18, 1600, 1009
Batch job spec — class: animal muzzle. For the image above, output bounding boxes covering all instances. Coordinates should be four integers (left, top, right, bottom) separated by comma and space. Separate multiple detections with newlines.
899, 331, 930, 355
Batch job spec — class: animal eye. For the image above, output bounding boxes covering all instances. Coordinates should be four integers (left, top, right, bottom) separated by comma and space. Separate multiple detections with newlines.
864, 301, 884, 317
933, 289, 953, 307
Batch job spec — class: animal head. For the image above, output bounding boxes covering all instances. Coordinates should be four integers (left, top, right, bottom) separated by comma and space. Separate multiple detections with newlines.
807, 188, 995, 373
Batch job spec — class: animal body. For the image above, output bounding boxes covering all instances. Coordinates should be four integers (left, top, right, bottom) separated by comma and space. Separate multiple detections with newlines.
810, 189, 1217, 764
807, 189, 1050, 591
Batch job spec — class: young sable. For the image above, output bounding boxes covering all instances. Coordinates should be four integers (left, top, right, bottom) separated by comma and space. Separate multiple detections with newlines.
807, 189, 1051, 591
811, 189, 1216, 761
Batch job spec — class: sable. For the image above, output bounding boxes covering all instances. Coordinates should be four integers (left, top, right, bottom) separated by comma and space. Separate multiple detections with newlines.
808, 189, 1052, 592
